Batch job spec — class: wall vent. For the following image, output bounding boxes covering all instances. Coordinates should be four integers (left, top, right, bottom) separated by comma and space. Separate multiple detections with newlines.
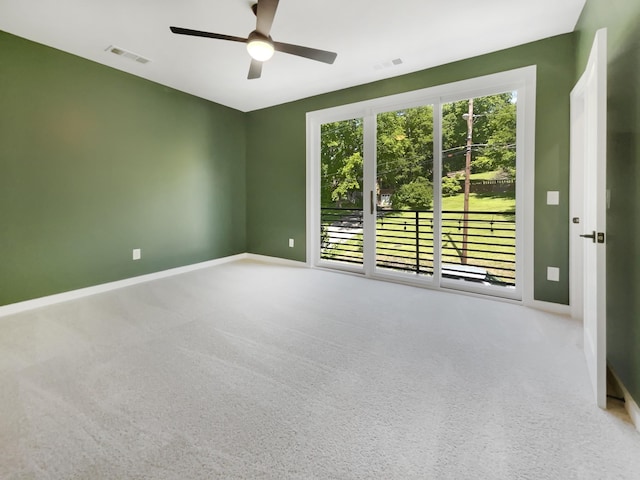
106, 45, 151, 64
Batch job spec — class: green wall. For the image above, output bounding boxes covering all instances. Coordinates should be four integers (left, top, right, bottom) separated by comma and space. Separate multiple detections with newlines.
246, 34, 575, 304
0, 29, 581, 309
0, 31, 247, 306
575, 0, 640, 403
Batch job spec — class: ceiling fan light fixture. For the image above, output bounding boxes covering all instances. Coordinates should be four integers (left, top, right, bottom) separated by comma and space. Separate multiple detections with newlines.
246, 32, 274, 62
170, 1, 338, 79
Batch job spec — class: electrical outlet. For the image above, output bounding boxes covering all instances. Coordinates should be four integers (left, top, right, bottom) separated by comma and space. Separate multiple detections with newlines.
132, 248, 141, 260
288, 238, 294, 248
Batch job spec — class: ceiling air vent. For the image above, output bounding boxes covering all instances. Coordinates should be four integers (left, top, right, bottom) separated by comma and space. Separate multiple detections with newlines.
106, 45, 151, 64
373, 58, 403, 71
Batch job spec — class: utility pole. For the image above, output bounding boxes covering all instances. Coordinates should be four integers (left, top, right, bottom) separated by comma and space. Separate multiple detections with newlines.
462, 99, 474, 265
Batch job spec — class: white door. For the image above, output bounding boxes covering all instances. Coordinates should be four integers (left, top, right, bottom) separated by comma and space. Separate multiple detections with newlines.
570, 28, 607, 408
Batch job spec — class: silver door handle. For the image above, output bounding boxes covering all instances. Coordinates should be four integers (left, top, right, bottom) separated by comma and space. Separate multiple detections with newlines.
580, 231, 605, 244
580, 231, 596, 242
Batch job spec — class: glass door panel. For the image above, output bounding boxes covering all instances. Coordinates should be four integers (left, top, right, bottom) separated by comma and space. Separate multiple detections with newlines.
375, 106, 435, 277
440, 93, 518, 292
319, 118, 364, 268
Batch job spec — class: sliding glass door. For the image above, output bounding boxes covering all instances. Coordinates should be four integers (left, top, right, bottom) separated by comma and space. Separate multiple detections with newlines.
319, 118, 364, 269
317, 107, 437, 280
439, 93, 518, 295
374, 106, 435, 277
309, 68, 533, 301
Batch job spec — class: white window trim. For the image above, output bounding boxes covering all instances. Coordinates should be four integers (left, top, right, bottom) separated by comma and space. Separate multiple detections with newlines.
306, 65, 536, 305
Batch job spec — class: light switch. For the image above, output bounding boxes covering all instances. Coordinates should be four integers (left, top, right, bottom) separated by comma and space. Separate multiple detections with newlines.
547, 191, 560, 205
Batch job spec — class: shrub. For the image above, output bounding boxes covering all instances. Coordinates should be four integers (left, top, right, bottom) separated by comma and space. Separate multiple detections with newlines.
442, 176, 462, 197
391, 177, 433, 209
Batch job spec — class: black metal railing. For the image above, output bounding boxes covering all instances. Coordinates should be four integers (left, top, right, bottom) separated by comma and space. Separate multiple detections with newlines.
320, 208, 364, 265
375, 210, 433, 275
440, 210, 516, 286
320, 207, 516, 286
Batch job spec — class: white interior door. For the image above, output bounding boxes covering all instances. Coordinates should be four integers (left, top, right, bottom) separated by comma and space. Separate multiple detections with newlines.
570, 28, 607, 408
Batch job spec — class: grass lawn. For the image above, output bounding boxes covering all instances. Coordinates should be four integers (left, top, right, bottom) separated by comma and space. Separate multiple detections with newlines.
468, 171, 500, 180
441, 192, 515, 212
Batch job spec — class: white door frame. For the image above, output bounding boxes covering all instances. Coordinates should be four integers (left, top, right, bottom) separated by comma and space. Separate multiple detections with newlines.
569, 90, 585, 321
306, 66, 536, 304
570, 28, 607, 408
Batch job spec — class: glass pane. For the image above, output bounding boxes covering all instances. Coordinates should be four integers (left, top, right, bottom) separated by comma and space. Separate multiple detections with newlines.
320, 118, 364, 266
375, 106, 435, 275
441, 93, 517, 287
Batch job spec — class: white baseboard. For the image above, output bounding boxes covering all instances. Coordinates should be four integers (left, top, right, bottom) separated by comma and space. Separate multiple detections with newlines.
244, 253, 307, 268
625, 390, 640, 434
0, 253, 248, 318
611, 370, 640, 433
527, 299, 571, 316
0, 252, 574, 320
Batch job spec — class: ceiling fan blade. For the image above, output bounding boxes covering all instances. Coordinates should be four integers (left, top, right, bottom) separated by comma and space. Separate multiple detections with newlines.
170, 26, 247, 44
255, 0, 279, 37
273, 42, 337, 64
248, 59, 263, 79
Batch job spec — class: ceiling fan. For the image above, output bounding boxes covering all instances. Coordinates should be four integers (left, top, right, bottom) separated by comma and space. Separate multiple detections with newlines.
170, 0, 337, 79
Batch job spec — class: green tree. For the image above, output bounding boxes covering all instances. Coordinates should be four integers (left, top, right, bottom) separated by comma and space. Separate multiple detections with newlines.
482, 96, 516, 176
442, 93, 516, 176
376, 106, 434, 194
321, 119, 363, 207
319, 94, 516, 209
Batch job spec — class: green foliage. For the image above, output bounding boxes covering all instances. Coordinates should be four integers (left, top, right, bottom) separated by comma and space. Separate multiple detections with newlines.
496, 166, 516, 180
391, 177, 433, 210
470, 155, 493, 173
320, 94, 516, 208
441, 176, 462, 197
376, 106, 434, 192
321, 119, 363, 207
330, 152, 362, 204
442, 93, 517, 174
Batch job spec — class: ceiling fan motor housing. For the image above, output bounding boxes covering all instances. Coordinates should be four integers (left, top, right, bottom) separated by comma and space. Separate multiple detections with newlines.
246, 31, 274, 62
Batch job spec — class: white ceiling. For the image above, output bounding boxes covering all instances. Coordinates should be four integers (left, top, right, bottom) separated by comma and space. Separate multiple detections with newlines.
0, 0, 586, 112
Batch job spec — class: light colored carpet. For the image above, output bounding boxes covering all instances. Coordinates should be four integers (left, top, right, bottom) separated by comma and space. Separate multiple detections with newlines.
1, 259, 639, 479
